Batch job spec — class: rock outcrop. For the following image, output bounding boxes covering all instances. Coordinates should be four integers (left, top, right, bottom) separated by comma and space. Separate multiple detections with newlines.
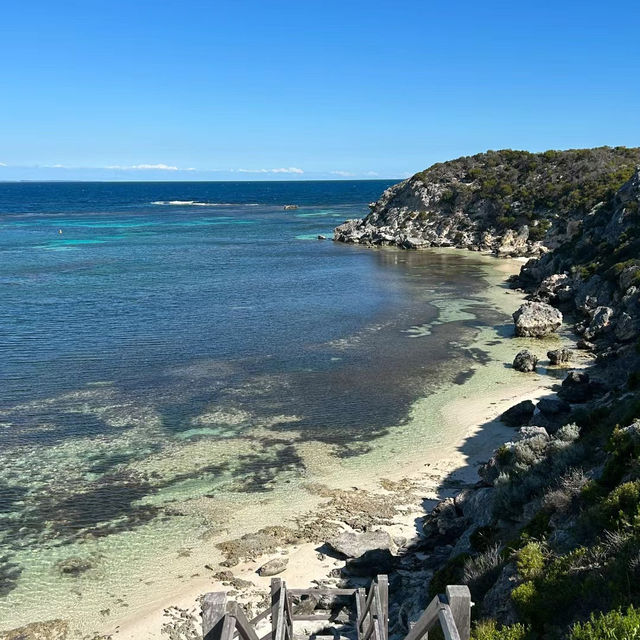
513, 302, 563, 337
327, 530, 395, 558
513, 349, 538, 372
334, 148, 640, 255
516, 167, 640, 356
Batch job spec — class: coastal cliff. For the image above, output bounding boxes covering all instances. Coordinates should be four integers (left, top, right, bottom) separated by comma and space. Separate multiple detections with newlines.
334, 147, 640, 257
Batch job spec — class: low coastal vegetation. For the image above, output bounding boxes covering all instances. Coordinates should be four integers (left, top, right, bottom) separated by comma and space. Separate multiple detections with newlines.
334, 146, 640, 256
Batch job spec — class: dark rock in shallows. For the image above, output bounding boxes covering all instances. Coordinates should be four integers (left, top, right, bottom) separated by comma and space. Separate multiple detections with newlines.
55, 556, 93, 576
500, 400, 536, 427
327, 530, 394, 559
513, 349, 538, 372
537, 397, 571, 416
547, 348, 572, 365
317, 235, 327, 240
576, 339, 594, 350
257, 557, 288, 576
513, 301, 563, 337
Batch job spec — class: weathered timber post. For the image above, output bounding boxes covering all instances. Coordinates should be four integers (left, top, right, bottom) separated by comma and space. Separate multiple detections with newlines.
202, 593, 234, 640
377, 575, 389, 640
445, 586, 471, 640
271, 578, 286, 640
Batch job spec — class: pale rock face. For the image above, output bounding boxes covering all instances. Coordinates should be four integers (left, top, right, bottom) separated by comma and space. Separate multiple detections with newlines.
615, 312, 638, 342
584, 306, 614, 339
513, 301, 563, 337
536, 273, 574, 303
333, 172, 545, 256
327, 530, 395, 559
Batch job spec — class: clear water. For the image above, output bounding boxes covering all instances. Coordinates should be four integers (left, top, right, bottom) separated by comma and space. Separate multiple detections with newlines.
0, 181, 527, 633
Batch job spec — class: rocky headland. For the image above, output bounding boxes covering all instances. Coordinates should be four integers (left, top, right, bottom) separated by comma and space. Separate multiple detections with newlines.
334, 147, 640, 257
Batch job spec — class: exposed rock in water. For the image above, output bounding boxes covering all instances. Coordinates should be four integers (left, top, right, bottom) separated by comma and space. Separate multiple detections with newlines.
55, 556, 93, 576
327, 530, 395, 559
0, 619, 68, 640
257, 557, 288, 576
547, 348, 572, 365
512, 349, 538, 372
513, 301, 562, 337
500, 400, 535, 427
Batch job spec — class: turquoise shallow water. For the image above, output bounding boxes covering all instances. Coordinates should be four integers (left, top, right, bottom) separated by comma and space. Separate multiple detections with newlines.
0, 181, 542, 633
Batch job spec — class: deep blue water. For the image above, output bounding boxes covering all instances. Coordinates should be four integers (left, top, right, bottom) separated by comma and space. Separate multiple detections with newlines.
0, 181, 506, 563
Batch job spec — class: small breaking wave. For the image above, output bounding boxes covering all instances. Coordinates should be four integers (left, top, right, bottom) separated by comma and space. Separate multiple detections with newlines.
151, 200, 259, 207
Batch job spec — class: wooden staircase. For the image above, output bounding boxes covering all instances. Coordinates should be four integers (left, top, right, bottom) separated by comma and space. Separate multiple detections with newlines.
201, 576, 470, 640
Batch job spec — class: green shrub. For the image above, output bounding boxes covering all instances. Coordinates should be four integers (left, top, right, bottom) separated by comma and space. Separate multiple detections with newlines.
569, 605, 640, 640
471, 619, 530, 640
511, 580, 537, 618
598, 480, 640, 529
515, 542, 545, 580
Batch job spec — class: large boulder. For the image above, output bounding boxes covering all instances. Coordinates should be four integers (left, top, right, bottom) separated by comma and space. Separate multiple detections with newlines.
513, 349, 538, 372
343, 549, 396, 577
500, 400, 536, 427
513, 302, 563, 337
538, 397, 571, 416
326, 530, 395, 559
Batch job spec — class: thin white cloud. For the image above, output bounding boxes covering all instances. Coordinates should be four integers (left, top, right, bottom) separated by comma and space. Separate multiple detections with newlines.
330, 170, 356, 177
234, 167, 304, 174
366, 171, 380, 176
106, 163, 183, 171
0, 162, 7, 166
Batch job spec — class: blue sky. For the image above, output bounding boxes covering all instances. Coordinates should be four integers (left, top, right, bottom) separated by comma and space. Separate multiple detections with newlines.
1, 0, 639, 181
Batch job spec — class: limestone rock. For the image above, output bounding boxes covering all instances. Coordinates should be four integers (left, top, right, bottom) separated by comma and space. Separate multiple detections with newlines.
538, 397, 571, 416
55, 556, 92, 576
513, 349, 538, 372
547, 348, 572, 365
257, 557, 288, 577
513, 302, 562, 337
327, 530, 395, 559
558, 371, 592, 403
500, 400, 536, 427
584, 306, 614, 339
343, 549, 396, 577
0, 620, 69, 640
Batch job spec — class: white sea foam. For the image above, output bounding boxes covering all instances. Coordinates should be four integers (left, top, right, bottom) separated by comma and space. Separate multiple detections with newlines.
151, 200, 259, 206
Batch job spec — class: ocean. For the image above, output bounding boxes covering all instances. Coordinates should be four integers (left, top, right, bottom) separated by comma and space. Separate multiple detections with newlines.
0, 181, 527, 633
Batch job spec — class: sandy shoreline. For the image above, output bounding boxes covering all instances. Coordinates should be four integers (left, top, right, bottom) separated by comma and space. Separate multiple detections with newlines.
111, 369, 563, 639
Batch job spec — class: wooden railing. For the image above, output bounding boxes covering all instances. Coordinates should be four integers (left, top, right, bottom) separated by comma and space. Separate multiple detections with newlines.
356, 575, 388, 640
201, 578, 470, 640
403, 586, 471, 640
